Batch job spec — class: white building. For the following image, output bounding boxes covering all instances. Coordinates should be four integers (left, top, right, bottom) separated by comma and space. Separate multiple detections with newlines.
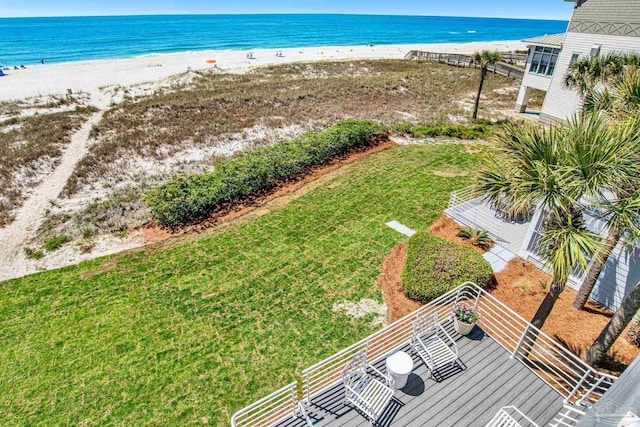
516, 0, 640, 124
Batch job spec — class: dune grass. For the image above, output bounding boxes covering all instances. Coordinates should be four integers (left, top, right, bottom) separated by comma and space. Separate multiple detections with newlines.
0, 144, 482, 426
0, 106, 97, 227
64, 59, 514, 195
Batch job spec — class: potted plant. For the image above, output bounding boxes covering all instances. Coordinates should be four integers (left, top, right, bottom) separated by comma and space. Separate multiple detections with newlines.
453, 304, 479, 336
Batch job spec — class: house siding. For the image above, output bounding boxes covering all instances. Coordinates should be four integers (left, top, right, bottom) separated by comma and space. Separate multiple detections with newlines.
540, 31, 640, 122
590, 244, 640, 312
515, 48, 557, 111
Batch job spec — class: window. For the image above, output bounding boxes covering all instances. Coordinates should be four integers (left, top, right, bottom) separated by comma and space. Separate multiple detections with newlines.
528, 46, 561, 76
570, 53, 580, 65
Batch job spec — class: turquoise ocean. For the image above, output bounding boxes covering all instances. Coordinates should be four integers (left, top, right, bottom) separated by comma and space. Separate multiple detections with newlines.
0, 14, 568, 66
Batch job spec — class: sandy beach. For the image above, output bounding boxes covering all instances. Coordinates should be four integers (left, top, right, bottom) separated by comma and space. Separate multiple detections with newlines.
0, 40, 526, 104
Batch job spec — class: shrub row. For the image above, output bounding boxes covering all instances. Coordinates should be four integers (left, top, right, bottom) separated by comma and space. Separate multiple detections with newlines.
146, 120, 386, 227
394, 121, 495, 140
402, 232, 493, 304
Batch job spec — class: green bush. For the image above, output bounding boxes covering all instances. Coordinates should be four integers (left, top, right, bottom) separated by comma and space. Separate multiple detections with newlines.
44, 235, 70, 252
394, 122, 496, 140
23, 247, 45, 260
146, 120, 386, 227
402, 232, 493, 304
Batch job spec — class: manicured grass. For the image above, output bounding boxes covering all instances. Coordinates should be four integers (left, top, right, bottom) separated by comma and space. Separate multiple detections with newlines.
0, 144, 482, 426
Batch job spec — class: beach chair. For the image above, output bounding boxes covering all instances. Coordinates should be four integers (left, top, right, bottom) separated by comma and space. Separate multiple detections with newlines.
411, 313, 459, 379
342, 352, 394, 425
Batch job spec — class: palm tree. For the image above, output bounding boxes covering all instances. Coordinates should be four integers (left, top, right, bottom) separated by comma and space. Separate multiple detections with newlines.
478, 119, 603, 329
565, 53, 640, 112
587, 280, 640, 365
532, 207, 601, 328
471, 50, 502, 120
570, 76, 640, 310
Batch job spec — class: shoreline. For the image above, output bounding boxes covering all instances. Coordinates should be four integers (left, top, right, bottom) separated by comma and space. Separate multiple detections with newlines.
0, 40, 527, 103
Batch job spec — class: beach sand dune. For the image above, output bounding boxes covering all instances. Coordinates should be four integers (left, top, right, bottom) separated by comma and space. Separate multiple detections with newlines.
0, 41, 526, 103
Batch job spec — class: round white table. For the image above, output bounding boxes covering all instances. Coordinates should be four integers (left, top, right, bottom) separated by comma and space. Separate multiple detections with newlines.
385, 351, 414, 389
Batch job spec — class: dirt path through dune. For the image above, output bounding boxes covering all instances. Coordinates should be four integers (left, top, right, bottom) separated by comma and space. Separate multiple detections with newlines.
0, 111, 104, 281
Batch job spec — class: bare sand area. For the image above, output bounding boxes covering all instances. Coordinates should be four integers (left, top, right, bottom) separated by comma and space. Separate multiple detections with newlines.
0, 41, 526, 103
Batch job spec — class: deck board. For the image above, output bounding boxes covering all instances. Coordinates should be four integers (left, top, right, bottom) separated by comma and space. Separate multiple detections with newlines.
276, 324, 564, 427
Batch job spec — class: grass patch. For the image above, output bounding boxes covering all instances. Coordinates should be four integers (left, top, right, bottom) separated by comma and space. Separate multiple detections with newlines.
0, 144, 482, 425
43, 235, 70, 251
23, 247, 45, 260
64, 59, 516, 195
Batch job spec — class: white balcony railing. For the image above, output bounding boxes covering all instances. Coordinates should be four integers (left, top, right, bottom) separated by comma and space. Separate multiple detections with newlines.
230, 283, 617, 427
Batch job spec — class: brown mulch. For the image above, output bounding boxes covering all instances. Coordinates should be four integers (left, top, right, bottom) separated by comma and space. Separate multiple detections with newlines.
379, 241, 421, 324
491, 259, 639, 374
379, 213, 640, 374
428, 214, 484, 253
144, 138, 396, 243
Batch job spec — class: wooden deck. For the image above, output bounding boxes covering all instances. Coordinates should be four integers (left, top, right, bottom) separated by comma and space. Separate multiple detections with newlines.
404, 50, 526, 81
276, 323, 564, 427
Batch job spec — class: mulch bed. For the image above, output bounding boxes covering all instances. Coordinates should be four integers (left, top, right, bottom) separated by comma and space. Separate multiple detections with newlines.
379, 213, 640, 374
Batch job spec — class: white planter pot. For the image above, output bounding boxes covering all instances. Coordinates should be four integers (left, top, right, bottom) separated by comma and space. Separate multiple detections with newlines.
454, 317, 475, 336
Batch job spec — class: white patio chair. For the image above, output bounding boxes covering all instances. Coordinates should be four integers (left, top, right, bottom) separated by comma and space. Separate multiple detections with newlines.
410, 312, 459, 379
342, 351, 394, 425
485, 406, 539, 427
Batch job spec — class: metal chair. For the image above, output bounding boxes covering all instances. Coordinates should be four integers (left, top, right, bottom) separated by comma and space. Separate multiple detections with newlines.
485, 406, 539, 427
342, 351, 394, 425
411, 312, 459, 379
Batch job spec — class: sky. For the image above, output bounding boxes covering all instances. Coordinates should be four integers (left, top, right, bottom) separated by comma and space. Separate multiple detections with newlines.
0, 0, 575, 21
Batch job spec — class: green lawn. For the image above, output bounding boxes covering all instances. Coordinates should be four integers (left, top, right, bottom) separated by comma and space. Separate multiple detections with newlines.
0, 144, 482, 426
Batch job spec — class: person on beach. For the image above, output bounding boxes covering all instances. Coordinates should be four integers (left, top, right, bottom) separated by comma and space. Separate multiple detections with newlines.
41, 59, 45, 64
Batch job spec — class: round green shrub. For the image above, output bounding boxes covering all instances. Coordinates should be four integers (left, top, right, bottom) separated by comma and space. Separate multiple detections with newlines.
402, 232, 493, 304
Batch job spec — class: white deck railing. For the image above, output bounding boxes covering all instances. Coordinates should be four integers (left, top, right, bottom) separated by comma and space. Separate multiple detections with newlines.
230, 382, 297, 427
445, 186, 513, 244
230, 283, 617, 427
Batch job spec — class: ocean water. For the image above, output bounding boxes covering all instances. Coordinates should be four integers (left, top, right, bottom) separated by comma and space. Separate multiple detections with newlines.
0, 14, 568, 66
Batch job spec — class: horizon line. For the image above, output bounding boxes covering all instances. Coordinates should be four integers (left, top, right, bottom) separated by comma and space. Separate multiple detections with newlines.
0, 12, 570, 22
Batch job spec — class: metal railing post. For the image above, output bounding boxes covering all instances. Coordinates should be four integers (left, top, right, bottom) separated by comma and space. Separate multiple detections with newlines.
511, 325, 530, 359
473, 290, 481, 311
576, 374, 605, 406
291, 384, 297, 417
305, 371, 310, 403
565, 370, 591, 404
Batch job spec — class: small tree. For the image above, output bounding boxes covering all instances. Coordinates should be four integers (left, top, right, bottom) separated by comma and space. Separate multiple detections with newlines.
478, 121, 601, 329
471, 51, 502, 120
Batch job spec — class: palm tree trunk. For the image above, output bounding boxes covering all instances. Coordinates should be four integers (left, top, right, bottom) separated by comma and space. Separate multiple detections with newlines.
472, 68, 486, 120
573, 227, 621, 310
531, 277, 566, 329
517, 277, 566, 359
586, 280, 640, 366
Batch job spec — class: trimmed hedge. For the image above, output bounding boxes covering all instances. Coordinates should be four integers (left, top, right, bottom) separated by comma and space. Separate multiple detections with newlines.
394, 122, 495, 140
402, 232, 493, 304
146, 120, 386, 227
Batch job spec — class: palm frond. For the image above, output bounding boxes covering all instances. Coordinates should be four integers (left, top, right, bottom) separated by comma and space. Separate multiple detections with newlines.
540, 208, 602, 282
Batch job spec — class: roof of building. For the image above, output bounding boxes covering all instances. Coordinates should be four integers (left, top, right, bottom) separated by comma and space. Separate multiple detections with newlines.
567, 0, 640, 37
522, 33, 565, 48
